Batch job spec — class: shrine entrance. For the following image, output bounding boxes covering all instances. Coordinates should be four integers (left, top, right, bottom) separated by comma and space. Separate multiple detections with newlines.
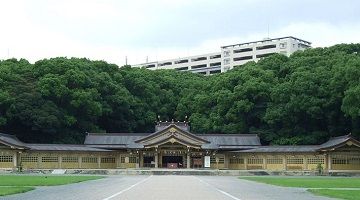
162, 156, 183, 168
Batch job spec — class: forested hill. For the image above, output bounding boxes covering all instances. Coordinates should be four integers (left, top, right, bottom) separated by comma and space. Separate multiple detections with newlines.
0, 44, 359, 145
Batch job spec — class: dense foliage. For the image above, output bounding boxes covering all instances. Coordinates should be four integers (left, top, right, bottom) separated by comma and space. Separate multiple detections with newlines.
0, 44, 359, 144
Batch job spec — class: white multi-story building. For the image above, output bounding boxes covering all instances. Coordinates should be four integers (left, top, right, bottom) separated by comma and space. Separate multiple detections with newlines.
133, 36, 311, 75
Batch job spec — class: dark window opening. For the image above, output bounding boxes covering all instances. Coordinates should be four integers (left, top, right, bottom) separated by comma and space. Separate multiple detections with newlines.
210, 62, 221, 67
256, 44, 276, 50
175, 59, 189, 64
191, 57, 207, 62
145, 64, 155, 68
210, 54, 221, 59
233, 56, 253, 61
256, 53, 275, 58
233, 48, 253, 53
191, 64, 207, 69
159, 62, 172, 66
175, 67, 188, 71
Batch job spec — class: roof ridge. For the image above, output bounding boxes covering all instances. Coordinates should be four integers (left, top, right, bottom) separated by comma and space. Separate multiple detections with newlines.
197, 133, 259, 136
0, 132, 18, 138
329, 134, 352, 140
88, 133, 151, 136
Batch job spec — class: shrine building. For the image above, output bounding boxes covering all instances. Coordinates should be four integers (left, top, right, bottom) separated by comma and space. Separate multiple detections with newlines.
0, 121, 360, 172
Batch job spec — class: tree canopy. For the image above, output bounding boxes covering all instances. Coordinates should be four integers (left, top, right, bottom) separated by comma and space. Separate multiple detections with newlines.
0, 44, 359, 145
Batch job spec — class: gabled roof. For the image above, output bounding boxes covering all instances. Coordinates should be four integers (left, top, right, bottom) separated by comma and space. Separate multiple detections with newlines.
0, 133, 28, 149
318, 133, 360, 151
135, 124, 210, 144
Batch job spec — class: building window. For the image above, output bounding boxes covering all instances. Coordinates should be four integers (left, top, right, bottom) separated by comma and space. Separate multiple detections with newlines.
120, 156, 126, 163
280, 42, 287, 49
0, 155, 13, 162
266, 158, 283, 164
191, 64, 207, 69
332, 158, 347, 164
230, 158, 244, 164
145, 64, 155, 68
175, 67, 188, 71
248, 158, 263, 164
307, 157, 325, 164
218, 156, 225, 164
210, 156, 216, 163
129, 156, 137, 163
233, 56, 253, 61
191, 57, 207, 62
158, 62, 172, 66
287, 157, 303, 164
21, 156, 38, 163
223, 50, 230, 57
233, 48, 253, 54
256, 53, 275, 58
82, 157, 98, 163
101, 157, 115, 163
210, 54, 221, 59
209, 62, 221, 67
174, 59, 189, 64
62, 157, 78, 163
41, 156, 58, 163
256, 44, 276, 50
348, 157, 360, 164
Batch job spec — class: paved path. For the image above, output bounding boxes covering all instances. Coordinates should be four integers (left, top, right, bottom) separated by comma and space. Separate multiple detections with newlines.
1, 176, 335, 200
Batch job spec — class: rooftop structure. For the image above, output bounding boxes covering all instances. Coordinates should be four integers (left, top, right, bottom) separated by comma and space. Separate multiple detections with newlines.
133, 36, 311, 75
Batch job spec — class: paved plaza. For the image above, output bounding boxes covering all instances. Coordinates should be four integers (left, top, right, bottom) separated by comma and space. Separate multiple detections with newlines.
0, 175, 334, 200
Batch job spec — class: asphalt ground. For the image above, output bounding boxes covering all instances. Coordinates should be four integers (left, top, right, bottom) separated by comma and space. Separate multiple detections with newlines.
0, 175, 334, 200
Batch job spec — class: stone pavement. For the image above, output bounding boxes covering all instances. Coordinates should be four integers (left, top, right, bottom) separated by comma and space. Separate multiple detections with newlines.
0, 175, 335, 200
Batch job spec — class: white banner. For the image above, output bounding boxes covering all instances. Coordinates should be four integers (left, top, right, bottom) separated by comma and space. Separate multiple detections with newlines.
204, 156, 210, 168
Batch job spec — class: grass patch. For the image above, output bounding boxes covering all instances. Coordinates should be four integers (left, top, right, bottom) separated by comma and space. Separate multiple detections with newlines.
0, 187, 35, 196
240, 177, 360, 188
0, 175, 104, 186
309, 189, 360, 200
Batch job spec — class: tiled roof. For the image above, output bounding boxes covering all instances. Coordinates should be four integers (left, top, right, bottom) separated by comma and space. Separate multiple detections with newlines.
231, 145, 318, 153
0, 133, 28, 149
26, 144, 112, 152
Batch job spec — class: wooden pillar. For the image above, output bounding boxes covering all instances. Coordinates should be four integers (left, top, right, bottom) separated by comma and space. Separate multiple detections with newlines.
324, 154, 328, 171
98, 155, 101, 169
263, 155, 267, 170
304, 155, 308, 170
154, 153, 158, 168
244, 155, 248, 170
59, 156, 62, 169
283, 155, 287, 171
13, 151, 17, 169
187, 154, 190, 169
328, 154, 332, 171
37, 154, 41, 169
224, 154, 230, 169
79, 156, 82, 169
139, 152, 143, 168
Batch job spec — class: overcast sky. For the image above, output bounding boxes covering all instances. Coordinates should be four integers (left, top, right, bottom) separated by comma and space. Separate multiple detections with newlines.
0, 0, 359, 66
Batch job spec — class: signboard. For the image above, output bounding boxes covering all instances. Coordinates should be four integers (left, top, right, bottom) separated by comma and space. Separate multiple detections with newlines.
204, 156, 210, 168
